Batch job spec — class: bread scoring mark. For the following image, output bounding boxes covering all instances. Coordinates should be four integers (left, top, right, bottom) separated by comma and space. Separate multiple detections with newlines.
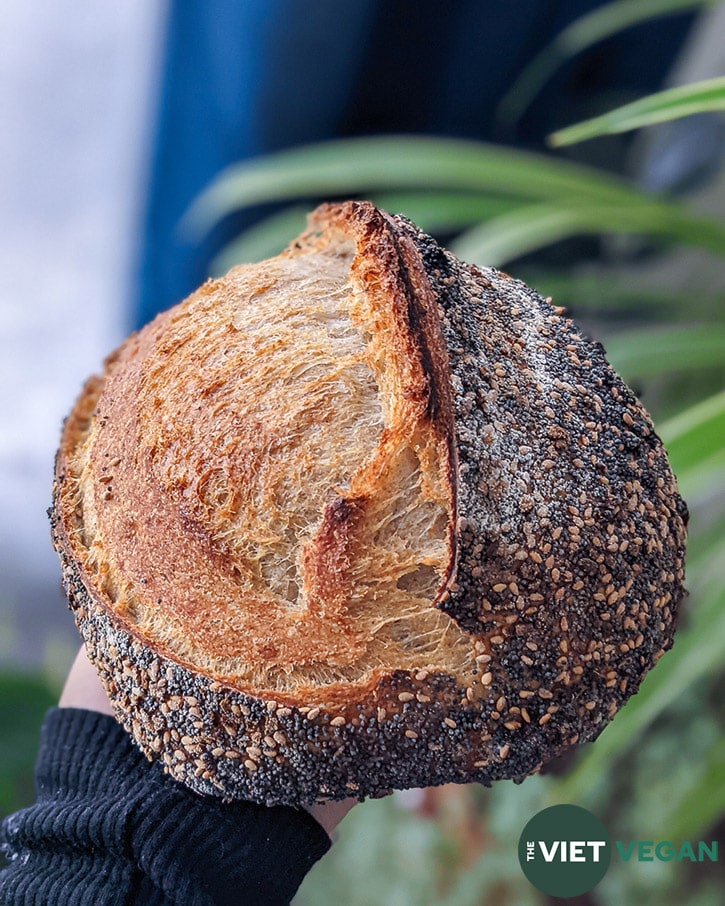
380, 213, 460, 604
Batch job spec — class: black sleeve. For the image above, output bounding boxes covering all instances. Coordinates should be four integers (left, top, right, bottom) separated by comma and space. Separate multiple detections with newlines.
0, 708, 330, 906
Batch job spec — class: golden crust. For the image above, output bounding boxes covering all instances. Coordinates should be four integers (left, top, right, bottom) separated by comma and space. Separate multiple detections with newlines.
51, 201, 687, 805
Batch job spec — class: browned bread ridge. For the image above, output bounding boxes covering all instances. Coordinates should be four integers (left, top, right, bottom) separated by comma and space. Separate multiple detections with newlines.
51, 201, 687, 806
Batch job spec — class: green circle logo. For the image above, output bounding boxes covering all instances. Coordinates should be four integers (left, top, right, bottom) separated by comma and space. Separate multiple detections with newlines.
518, 804, 612, 898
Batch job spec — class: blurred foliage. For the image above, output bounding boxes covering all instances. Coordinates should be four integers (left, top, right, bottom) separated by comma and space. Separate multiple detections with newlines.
183, 5, 725, 902
186, 135, 725, 267
495, 0, 720, 129
0, 673, 56, 818
550, 76, 725, 146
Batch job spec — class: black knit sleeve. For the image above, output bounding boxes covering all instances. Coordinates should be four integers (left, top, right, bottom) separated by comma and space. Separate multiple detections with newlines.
0, 708, 330, 906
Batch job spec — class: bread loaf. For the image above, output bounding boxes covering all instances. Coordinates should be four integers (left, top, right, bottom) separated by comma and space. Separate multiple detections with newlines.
51, 201, 687, 805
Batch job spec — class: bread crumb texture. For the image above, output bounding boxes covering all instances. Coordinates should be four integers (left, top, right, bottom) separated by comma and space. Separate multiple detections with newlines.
52, 201, 687, 804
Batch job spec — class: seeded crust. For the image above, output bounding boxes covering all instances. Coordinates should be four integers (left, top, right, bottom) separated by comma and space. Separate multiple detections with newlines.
51, 201, 687, 806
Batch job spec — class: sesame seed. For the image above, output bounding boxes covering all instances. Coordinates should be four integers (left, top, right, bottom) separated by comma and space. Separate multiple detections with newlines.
499, 744, 510, 759
539, 713, 551, 726
306, 707, 321, 720
330, 716, 346, 727
244, 759, 258, 772
405, 730, 418, 739
398, 692, 415, 703
444, 717, 457, 729
481, 672, 493, 686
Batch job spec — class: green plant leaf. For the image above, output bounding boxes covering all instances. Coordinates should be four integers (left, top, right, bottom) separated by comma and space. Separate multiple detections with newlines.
602, 325, 725, 381
659, 389, 725, 475
183, 135, 694, 234
497, 0, 717, 126
186, 136, 725, 262
550, 76, 725, 147
211, 193, 524, 271
451, 201, 725, 266
369, 192, 521, 233
451, 206, 591, 267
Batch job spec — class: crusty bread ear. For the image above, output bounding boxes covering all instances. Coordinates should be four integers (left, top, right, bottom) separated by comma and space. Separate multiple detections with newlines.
51, 201, 687, 805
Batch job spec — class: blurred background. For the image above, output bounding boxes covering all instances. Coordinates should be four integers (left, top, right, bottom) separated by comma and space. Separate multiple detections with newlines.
1, 2, 723, 904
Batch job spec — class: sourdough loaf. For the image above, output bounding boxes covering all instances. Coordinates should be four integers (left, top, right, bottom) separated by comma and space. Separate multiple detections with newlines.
51, 201, 687, 805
